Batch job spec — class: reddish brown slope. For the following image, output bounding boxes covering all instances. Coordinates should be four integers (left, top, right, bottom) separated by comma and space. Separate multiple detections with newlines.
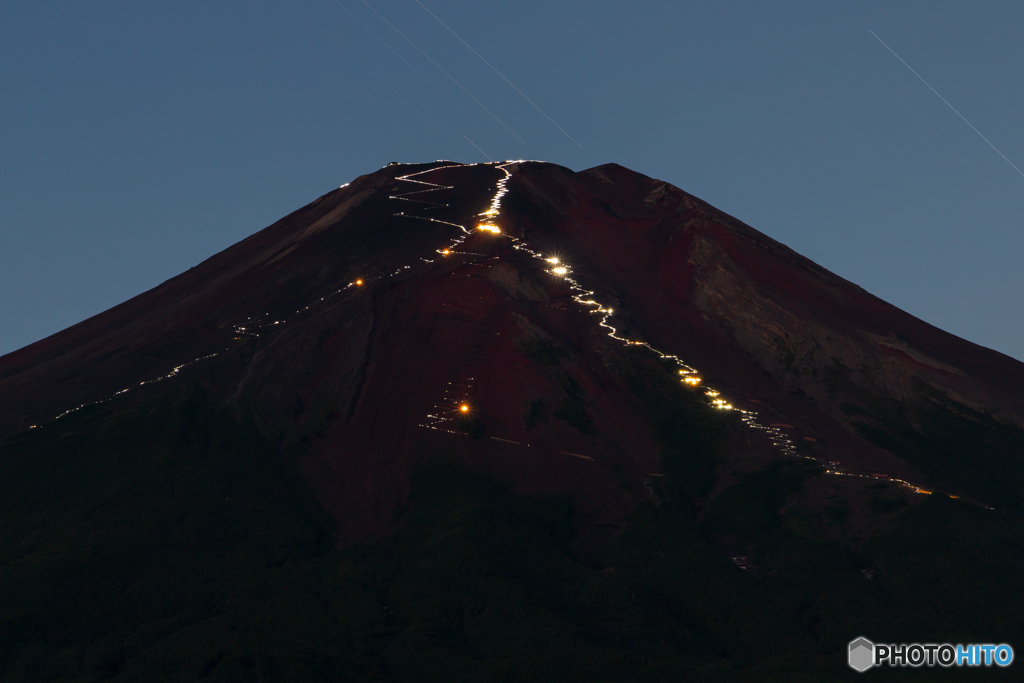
507, 162, 1024, 440
0, 162, 500, 434
3, 159, 1022, 547
0, 162, 670, 548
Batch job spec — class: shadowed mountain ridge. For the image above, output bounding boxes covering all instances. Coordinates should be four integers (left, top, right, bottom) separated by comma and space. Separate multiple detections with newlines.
3, 160, 1024, 681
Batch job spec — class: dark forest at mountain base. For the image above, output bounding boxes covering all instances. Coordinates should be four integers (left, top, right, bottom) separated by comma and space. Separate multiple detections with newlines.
2, 382, 1021, 682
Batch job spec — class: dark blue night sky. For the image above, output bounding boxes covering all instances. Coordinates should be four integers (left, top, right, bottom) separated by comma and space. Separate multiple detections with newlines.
2, 0, 1022, 359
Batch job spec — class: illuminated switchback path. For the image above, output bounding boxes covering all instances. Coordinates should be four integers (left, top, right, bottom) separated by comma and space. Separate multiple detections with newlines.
21, 160, 979, 508
29, 351, 223, 428
26, 164, 472, 429
399, 161, 810, 459
25, 163, 478, 432
389, 162, 500, 435
395, 161, 961, 504
511, 222, 953, 499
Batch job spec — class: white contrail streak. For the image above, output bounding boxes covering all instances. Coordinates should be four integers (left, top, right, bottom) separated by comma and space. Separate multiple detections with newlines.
856, 57, 1005, 200
333, 1, 431, 84
361, 0, 524, 144
463, 134, 493, 162
870, 30, 1024, 180
414, 0, 584, 150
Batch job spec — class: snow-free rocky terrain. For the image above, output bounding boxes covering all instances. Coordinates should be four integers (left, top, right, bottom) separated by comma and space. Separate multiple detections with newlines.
2, 161, 1022, 681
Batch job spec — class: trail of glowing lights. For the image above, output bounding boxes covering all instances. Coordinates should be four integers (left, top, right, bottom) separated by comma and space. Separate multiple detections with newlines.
360, 0, 524, 144
332, 0, 432, 84
40, 352, 222, 425
421, 378, 478, 435
30, 161, 975, 507
391, 162, 801, 468
414, 0, 583, 150
446, 164, 957, 500
385, 164, 500, 435
531, 256, 951, 493
520, 247, 807, 462
870, 30, 1024, 181
31, 162, 481, 432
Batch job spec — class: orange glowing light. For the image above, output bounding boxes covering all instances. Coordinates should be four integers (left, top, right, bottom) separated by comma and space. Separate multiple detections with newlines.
477, 224, 501, 234
355, 279, 363, 286
460, 404, 470, 413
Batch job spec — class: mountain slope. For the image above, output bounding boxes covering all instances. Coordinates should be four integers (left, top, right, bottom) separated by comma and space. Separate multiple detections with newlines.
2, 160, 1023, 681
4, 160, 1021, 522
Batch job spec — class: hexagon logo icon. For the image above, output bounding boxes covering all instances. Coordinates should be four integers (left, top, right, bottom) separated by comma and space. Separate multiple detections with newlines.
849, 637, 875, 672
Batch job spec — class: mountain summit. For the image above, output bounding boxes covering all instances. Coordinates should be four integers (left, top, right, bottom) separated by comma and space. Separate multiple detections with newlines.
3, 161, 1022, 680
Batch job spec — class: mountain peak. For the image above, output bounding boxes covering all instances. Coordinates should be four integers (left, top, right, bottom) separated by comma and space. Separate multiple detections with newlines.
5, 159, 1024, 678
3, 160, 1023, 530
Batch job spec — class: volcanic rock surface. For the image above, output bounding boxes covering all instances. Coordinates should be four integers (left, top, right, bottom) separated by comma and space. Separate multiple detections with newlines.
3, 160, 1023, 547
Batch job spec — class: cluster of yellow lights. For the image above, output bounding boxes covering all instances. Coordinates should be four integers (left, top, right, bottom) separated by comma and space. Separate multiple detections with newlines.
355, 279, 363, 286
544, 256, 569, 276
398, 162, 970, 508
679, 370, 702, 385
